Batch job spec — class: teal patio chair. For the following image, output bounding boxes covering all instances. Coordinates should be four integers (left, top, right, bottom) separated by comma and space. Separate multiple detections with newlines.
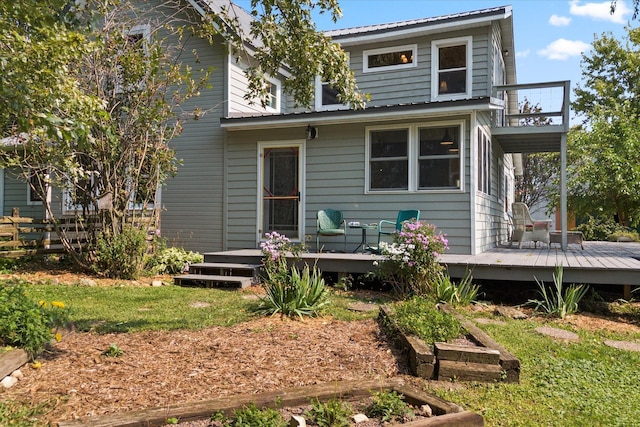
316, 209, 347, 252
377, 209, 420, 246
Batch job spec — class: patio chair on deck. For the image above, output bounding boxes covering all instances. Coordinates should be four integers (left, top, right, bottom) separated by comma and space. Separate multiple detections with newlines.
316, 209, 347, 252
511, 202, 551, 249
377, 209, 420, 247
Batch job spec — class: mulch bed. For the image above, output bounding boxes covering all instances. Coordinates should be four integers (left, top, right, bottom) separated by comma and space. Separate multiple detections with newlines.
3, 316, 408, 425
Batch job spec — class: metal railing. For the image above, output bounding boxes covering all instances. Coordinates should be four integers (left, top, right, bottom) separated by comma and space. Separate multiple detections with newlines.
492, 81, 571, 131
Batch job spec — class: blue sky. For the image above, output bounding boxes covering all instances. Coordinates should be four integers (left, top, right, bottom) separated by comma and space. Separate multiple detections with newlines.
234, 0, 634, 95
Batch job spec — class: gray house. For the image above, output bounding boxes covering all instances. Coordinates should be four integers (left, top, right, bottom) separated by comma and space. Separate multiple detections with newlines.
1, 1, 570, 256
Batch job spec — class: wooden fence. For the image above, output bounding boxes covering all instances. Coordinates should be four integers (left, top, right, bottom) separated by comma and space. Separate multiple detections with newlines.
0, 209, 158, 258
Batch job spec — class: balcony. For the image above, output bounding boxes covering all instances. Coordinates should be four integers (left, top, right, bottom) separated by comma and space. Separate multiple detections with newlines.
491, 81, 570, 154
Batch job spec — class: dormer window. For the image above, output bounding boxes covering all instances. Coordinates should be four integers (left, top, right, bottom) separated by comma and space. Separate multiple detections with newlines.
363, 44, 417, 73
431, 36, 472, 100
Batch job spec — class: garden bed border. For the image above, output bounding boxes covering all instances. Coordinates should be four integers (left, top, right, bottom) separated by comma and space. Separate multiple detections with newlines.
378, 304, 520, 383
55, 378, 483, 427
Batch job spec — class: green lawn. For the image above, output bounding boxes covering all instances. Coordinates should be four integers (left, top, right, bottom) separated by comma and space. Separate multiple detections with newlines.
3, 279, 640, 426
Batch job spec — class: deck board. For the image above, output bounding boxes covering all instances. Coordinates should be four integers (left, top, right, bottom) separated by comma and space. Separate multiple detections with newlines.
204, 241, 640, 288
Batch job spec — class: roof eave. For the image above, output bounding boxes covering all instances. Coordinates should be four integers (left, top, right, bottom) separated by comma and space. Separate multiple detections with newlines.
221, 98, 493, 130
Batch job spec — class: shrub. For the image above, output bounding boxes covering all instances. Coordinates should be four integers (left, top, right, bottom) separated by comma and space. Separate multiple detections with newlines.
432, 271, 480, 306
94, 224, 149, 279
230, 403, 286, 427
375, 220, 448, 299
306, 398, 352, 427
391, 296, 462, 344
576, 215, 633, 241
365, 390, 413, 423
528, 265, 589, 319
0, 281, 69, 358
146, 245, 203, 275
258, 232, 328, 318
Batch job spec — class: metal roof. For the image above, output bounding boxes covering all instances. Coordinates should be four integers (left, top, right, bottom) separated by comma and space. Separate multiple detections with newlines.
221, 97, 493, 129
325, 6, 511, 40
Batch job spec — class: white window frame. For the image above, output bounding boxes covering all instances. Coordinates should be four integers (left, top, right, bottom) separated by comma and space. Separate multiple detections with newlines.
365, 120, 465, 194
363, 44, 417, 73
265, 77, 281, 113
27, 170, 44, 206
62, 172, 98, 214
315, 53, 351, 111
431, 36, 473, 101
477, 128, 492, 195
116, 24, 150, 93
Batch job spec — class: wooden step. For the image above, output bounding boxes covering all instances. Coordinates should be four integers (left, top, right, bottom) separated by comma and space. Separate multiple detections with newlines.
188, 262, 261, 278
434, 342, 501, 365
174, 274, 253, 289
436, 360, 503, 382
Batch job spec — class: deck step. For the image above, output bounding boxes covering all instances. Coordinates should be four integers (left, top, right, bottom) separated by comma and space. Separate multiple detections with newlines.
189, 262, 261, 276
174, 274, 253, 289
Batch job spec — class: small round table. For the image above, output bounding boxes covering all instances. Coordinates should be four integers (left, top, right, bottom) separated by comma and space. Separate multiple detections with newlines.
348, 223, 378, 253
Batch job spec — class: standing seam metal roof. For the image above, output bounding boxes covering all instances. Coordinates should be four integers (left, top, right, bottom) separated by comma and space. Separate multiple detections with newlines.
324, 6, 510, 39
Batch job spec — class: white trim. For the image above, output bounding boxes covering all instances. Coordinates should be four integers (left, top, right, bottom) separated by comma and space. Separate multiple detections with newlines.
363, 44, 417, 73
470, 112, 477, 255
314, 77, 350, 111
365, 120, 465, 194
256, 140, 306, 245
431, 36, 473, 101
26, 170, 44, 206
264, 76, 282, 113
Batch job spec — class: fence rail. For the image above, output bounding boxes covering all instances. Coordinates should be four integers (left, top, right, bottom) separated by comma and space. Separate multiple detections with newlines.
0, 210, 157, 258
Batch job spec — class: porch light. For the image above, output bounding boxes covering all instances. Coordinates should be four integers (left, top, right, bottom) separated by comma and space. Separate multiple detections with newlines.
306, 125, 317, 140
440, 129, 454, 145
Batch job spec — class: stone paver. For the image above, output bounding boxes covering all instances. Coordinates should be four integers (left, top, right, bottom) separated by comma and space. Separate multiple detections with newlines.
603, 340, 640, 352
535, 326, 580, 341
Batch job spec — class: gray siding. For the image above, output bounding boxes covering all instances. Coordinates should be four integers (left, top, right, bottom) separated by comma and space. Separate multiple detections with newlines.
474, 111, 506, 254
226, 117, 474, 255
286, 27, 492, 112
228, 57, 286, 115
160, 32, 227, 253
1, 168, 43, 218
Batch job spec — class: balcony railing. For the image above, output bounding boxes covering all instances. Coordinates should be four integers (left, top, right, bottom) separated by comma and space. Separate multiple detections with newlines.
492, 81, 570, 132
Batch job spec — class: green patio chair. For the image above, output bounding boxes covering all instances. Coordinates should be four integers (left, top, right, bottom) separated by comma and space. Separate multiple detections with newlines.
377, 209, 420, 246
316, 209, 347, 252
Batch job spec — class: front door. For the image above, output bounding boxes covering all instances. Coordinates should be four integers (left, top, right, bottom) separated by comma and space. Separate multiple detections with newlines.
259, 142, 304, 242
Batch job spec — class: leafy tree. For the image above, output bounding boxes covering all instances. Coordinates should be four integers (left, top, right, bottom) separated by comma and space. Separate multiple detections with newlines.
0, 0, 363, 276
570, 27, 640, 227
213, 0, 366, 109
514, 98, 559, 215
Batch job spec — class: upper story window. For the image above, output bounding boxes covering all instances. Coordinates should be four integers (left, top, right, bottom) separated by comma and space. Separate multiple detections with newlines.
116, 24, 150, 93
366, 122, 463, 192
315, 53, 350, 111
363, 44, 417, 73
265, 79, 281, 112
315, 78, 346, 111
431, 36, 472, 100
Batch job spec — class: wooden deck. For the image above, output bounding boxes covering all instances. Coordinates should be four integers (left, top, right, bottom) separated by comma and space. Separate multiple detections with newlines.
205, 240, 640, 291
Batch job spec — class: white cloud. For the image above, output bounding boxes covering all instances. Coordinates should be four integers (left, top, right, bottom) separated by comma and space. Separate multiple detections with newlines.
537, 38, 591, 60
516, 49, 531, 58
569, 0, 630, 24
549, 14, 572, 26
